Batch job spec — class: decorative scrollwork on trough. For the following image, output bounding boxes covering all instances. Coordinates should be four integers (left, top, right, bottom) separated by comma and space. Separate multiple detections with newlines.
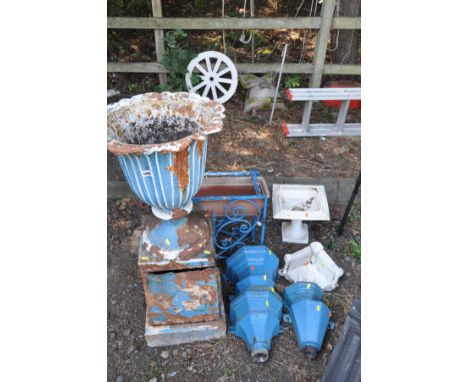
191, 171, 269, 259
213, 199, 262, 259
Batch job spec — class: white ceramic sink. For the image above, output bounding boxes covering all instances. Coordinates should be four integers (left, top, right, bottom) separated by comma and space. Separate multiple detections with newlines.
272, 184, 330, 244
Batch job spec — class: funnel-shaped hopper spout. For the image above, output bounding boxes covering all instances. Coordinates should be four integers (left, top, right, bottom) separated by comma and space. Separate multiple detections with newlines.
229, 288, 282, 362
303, 345, 318, 359
284, 282, 331, 356
251, 348, 269, 363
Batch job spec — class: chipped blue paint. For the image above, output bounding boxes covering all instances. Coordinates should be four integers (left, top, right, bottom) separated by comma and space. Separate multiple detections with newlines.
138, 213, 214, 270
151, 325, 221, 335
146, 271, 220, 325
117, 139, 207, 216
148, 217, 188, 251
150, 306, 168, 323
144, 268, 227, 347
283, 282, 331, 355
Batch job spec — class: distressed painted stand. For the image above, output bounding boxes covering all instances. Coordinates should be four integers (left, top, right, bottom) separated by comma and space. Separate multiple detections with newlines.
192, 171, 269, 259
138, 213, 226, 346
107, 93, 229, 347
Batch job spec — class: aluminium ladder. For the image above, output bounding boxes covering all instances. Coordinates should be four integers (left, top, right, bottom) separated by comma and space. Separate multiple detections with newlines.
282, 87, 361, 137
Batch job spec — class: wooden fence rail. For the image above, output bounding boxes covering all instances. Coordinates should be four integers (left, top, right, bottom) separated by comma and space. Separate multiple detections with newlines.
107, 62, 360, 75
107, 16, 360, 30
107, 0, 360, 86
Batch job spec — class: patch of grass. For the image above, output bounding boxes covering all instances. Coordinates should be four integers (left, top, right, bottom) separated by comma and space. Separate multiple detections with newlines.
327, 236, 337, 250
128, 82, 137, 93
323, 294, 333, 305
226, 31, 240, 45
344, 239, 361, 261
142, 360, 162, 382
348, 205, 357, 224
285, 74, 301, 88
253, 31, 268, 45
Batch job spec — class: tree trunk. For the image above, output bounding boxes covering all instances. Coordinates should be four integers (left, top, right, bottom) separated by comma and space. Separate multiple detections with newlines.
331, 0, 361, 65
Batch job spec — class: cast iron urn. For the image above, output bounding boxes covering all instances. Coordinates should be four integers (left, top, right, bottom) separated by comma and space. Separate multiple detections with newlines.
107, 92, 224, 266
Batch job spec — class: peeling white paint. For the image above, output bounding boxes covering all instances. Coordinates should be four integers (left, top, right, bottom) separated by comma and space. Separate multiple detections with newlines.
107, 92, 225, 155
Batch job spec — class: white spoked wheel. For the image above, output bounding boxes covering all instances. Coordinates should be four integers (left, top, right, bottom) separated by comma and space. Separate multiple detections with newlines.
186, 51, 238, 104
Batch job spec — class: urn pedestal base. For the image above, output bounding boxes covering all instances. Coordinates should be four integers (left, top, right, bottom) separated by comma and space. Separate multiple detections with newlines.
138, 213, 226, 346
138, 213, 215, 272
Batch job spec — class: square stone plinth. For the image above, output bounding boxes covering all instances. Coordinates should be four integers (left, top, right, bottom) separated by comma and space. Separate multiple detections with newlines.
144, 267, 226, 347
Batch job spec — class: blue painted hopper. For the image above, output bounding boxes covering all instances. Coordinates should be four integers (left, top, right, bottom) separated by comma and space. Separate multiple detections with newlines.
234, 275, 276, 294
225, 245, 279, 287
283, 282, 331, 359
229, 288, 283, 362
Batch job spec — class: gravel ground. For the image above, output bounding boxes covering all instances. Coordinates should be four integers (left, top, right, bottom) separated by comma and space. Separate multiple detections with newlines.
108, 198, 361, 382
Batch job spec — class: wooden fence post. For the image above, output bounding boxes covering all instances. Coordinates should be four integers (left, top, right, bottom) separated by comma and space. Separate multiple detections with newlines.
251, 0, 255, 63
151, 0, 167, 85
301, 0, 336, 128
